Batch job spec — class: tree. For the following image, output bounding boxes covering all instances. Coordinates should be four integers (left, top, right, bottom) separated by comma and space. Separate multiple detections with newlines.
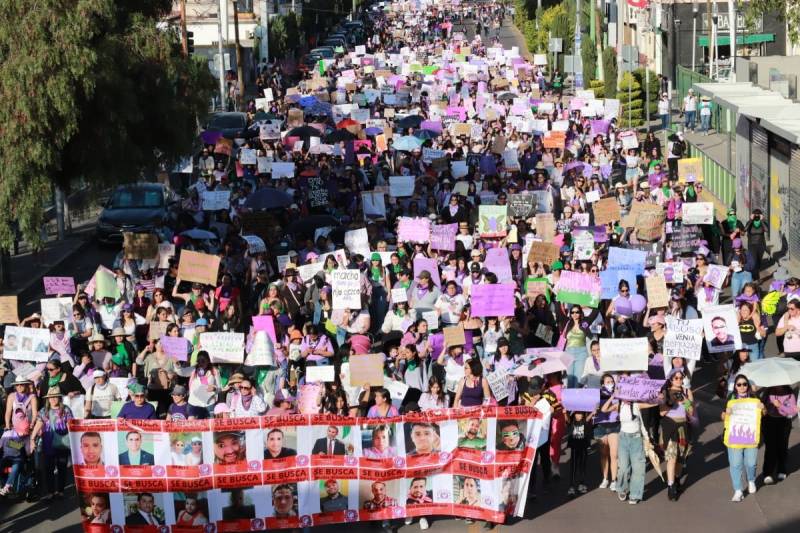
602, 48, 618, 101
747, 1, 800, 48
0, 0, 214, 250
268, 14, 288, 61
617, 72, 644, 128
581, 38, 597, 88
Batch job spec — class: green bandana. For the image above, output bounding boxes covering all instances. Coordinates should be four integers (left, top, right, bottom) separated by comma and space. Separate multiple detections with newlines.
407, 360, 418, 371
726, 215, 737, 228
48, 372, 62, 388
753, 219, 762, 228
370, 266, 382, 281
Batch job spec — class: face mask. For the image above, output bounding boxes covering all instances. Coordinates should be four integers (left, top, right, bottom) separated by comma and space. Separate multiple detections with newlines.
603, 384, 614, 393
752, 219, 762, 228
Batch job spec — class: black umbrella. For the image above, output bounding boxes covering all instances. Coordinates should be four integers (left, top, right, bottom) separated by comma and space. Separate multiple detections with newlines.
396, 114, 424, 129
497, 92, 517, 102
324, 129, 357, 143
244, 188, 293, 210
286, 126, 322, 140
286, 215, 341, 236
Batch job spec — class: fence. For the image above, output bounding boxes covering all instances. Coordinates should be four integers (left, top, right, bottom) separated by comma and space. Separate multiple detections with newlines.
683, 140, 736, 208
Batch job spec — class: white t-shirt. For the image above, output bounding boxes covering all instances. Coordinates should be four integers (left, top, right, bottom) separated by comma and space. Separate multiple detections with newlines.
683, 95, 697, 112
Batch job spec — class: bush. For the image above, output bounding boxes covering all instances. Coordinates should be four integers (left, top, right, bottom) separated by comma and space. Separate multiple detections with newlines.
617, 72, 644, 127
581, 38, 597, 85
602, 48, 617, 98
632, 67, 659, 117
589, 79, 605, 99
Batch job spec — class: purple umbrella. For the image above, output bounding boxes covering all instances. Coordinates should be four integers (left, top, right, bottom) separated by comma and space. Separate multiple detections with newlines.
200, 130, 222, 145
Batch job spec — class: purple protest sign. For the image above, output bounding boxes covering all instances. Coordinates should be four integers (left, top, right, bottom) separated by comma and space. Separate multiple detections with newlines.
615, 376, 663, 403
420, 120, 443, 133
43, 276, 76, 296
562, 388, 600, 412
430, 223, 458, 251
555, 270, 602, 308
397, 217, 431, 243
590, 119, 610, 136
484, 248, 513, 283
160, 335, 189, 361
413, 256, 441, 288
573, 226, 608, 243
470, 283, 516, 317
252, 315, 277, 343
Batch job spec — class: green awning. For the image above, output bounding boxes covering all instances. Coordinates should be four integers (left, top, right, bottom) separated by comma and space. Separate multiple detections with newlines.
698, 33, 775, 47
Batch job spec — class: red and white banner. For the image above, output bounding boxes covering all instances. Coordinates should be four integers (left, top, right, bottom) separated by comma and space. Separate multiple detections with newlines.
70, 406, 543, 531
627, 0, 649, 9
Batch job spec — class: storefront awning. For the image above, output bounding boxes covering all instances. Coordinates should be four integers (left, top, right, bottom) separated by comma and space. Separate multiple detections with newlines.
697, 33, 775, 47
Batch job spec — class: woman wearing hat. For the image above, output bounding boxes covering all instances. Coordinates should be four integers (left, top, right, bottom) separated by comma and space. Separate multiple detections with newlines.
367, 253, 390, 334
108, 327, 136, 377
187, 351, 219, 416
29, 387, 73, 499
113, 304, 145, 347
36, 359, 85, 404
84, 369, 123, 419
408, 270, 441, 314
69, 305, 95, 354
4, 376, 38, 431
117, 383, 156, 420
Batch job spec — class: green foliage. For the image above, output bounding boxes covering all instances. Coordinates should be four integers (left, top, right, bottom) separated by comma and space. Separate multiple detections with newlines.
0, 0, 214, 249
581, 38, 597, 85
747, 0, 799, 46
513, 0, 575, 71
269, 15, 288, 61
632, 67, 659, 117
602, 48, 618, 99
589, 79, 605, 98
617, 72, 644, 128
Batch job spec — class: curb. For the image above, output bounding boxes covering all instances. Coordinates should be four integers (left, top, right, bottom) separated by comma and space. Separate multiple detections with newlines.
12, 231, 96, 298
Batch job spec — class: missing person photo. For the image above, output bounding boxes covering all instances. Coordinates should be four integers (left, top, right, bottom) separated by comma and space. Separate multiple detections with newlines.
404, 421, 441, 456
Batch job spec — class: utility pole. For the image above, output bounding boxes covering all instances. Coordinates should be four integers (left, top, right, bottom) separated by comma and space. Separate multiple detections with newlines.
728, 0, 736, 79
233, 1, 245, 110
217, 0, 226, 110
260, 0, 269, 64
180, 0, 188, 56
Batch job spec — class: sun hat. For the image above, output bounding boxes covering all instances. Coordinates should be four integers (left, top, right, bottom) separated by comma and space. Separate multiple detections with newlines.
111, 327, 126, 337
43, 387, 62, 399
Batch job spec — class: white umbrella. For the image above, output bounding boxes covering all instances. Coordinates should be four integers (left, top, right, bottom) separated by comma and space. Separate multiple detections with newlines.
740, 357, 800, 388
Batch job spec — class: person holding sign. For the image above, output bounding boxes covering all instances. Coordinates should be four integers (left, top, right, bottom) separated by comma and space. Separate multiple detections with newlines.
722, 376, 765, 502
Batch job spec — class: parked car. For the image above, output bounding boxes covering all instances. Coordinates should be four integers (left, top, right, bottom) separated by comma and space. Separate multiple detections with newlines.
203, 112, 248, 139
96, 183, 171, 244
310, 47, 336, 59
299, 52, 324, 73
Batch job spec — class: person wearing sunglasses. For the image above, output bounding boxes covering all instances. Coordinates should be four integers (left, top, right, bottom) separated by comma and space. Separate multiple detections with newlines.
722, 375, 765, 502
555, 304, 599, 388
225, 376, 266, 417
659, 368, 695, 501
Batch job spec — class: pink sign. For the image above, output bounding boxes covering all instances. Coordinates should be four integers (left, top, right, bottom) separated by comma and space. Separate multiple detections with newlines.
484, 248, 513, 283
43, 276, 76, 295
252, 315, 277, 343
413, 256, 441, 288
397, 217, 431, 243
430, 223, 458, 251
470, 283, 516, 317
160, 335, 189, 361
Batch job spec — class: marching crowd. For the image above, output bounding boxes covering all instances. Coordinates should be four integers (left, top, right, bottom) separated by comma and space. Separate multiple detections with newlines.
0, 0, 798, 528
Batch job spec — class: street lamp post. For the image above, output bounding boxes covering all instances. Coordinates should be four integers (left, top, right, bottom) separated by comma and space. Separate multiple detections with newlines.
692, 3, 698, 71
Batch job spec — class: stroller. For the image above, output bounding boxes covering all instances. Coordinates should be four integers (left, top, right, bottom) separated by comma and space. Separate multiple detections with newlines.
0, 411, 40, 501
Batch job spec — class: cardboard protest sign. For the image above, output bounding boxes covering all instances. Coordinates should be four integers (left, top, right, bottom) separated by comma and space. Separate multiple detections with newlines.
389, 175, 415, 197
443, 325, 466, 346
0, 296, 19, 324
562, 388, 600, 412
147, 321, 169, 341
160, 335, 189, 361
634, 204, 665, 241
664, 316, 704, 361
678, 157, 704, 183
470, 283, 516, 317
593, 197, 621, 225
645, 274, 670, 308
507, 193, 536, 218
349, 354, 384, 386
528, 241, 560, 267
555, 270, 601, 308
123, 233, 158, 259
43, 276, 75, 295
3, 326, 52, 362
200, 332, 244, 364
40, 297, 72, 326
201, 190, 231, 211
682, 202, 714, 225
542, 131, 566, 149
615, 376, 663, 403
535, 213, 555, 241
397, 217, 431, 243
331, 269, 362, 309
478, 205, 508, 237
723, 398, 762, 448
599, 337, 649, 371
430, 223, 458, 251
702, 304, 743, 353
177, 250, 220, 286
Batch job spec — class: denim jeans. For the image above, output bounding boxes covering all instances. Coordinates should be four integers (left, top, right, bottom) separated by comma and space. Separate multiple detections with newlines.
728, 446, 758, 492
700, 114, 711, 133
2, 458, 23, 490
745, 342, 763, 361
685, 110, 696, 130
730, 270, 753, 300
566, 346, 588, 389
617, 431, 646, 500
661, 114, 669, 130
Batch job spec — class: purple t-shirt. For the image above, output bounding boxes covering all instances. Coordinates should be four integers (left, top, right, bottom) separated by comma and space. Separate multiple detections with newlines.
118, 401, 157, 420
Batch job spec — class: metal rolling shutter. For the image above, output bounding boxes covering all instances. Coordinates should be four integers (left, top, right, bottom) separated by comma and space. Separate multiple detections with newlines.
750, 125, 769, 216
789, 146, 800, 259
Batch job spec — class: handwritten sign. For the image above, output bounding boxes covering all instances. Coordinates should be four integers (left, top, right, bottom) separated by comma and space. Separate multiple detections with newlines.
470, 283, 516, 317
331, 269, 362, 309
397, 217, 431, 243
43, 276, 75, 295
40, 297, 72, 325
200, 332, 244, 364
177, 250, 220, 286
486, 368, 510, 401
615, 376, 663, 403
599, 337, 649, 371
682, 202, 714, 225
555, 270, 601, 308
528, 241, 560, 267
723, 398, 761, 448
593, 197, 621, 225
443, 325, 466, 347
123, 233, 158, 259
507, 193, 536, 218
389, 175, 415, 197
0, 296, 19, 324
664, 317, 704, 361
535, 213, 555, 241
678, 157, 704, 183
645, 274, 669, 308
201, 190, 231, 211
160, 335, 190, 361
430, 223, 457, 251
